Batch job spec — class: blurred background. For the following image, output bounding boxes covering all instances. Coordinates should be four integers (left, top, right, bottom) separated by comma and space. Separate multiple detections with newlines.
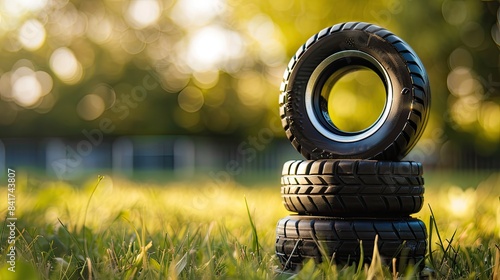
0, 0, 498, 181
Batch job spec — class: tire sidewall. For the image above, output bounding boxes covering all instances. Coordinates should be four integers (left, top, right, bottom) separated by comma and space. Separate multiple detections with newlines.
287, 29, 414, 159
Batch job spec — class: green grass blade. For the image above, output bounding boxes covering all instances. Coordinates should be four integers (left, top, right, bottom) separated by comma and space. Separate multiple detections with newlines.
244, 196, 261, 262
83, 175, 104, 259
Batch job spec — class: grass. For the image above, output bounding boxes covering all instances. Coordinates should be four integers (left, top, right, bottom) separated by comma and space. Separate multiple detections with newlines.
0, 170, 499, 279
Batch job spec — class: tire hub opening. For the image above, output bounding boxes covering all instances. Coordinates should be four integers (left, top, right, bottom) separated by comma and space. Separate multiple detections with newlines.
321, 67, 386, 133
305, 50, 393, 143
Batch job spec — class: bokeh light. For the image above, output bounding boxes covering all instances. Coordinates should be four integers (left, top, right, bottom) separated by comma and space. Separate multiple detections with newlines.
120, 29, 146, 54
35, 93, 56, 114
493, 7, 500, 47
0, 0, 495, 157
12, 74, 42, 107
0, 61, 53, 109
203, 86, 226, 108
448, 95, 480, 128
247, 14, 286, 67
125, 0, 161, 29
447, 187, 476, 218
90, 84, 116, 109
183, 25, 245, 72
178, 86, 204, 113
86, 16, 113, 45
193, 71, 219, 89
49, 47, 83, 84
170, 0, 225, 28
478, 102, 500, 141
45, 2, 87, 46
18, 19, 46, 51
236, 71, 266, 107
77, 94, 105, 121
1, 0, 48, 17
447, 67, 480, 97
174, 108, 200, 130
448, 48, 473, 69
441, 0, 468, 26
460, 22, 485, 48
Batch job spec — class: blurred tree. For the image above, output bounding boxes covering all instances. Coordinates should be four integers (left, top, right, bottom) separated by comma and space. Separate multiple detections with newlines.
0, 0, 498, 155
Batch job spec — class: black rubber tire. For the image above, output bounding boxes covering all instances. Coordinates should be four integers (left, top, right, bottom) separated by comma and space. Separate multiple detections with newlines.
281, 159, 424, 186
281, 184, 424, 217
281, 159, 424, 182
279, 22, 430, 160
281, 160, 424, 216
275, 216, 427, 271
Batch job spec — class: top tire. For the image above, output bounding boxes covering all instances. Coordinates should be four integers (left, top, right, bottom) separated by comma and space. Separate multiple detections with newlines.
279, 22, 430, 160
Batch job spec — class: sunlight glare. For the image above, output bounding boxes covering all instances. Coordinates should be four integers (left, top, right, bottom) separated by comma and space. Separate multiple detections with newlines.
2, 0, 47, 17
185, 25, 244, 72
447, 187, 476, 218
18, 0, 47, 12
171, 0, 225, 28
126, 0, 161, 29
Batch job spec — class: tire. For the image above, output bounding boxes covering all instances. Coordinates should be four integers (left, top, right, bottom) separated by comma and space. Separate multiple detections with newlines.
275, 216, 427, 270
281, 184, 424, 217
281, 159, 424, 216
279, 22, 430, 160
281, 159, 424, 186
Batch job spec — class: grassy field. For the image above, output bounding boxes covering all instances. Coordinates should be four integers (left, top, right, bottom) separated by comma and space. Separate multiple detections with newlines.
1, 170, 500, 279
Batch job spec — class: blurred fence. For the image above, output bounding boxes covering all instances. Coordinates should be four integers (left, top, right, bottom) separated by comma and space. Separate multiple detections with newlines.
0, 136, 297, 181
0, 136, 498, 181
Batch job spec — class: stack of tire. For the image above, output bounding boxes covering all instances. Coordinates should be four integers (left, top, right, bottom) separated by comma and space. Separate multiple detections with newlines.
276, 22, 431, 272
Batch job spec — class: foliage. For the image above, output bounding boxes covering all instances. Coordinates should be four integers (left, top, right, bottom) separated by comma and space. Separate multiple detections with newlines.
0, 0, 498, 155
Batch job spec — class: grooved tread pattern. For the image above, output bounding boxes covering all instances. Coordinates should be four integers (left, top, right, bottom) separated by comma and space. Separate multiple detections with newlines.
282, 159, 424, 175
281, 185, 424, 216
275, 216, 427, 270
282, 159, 424, 184
279, 21, 430, 160
280, 160, 425, 216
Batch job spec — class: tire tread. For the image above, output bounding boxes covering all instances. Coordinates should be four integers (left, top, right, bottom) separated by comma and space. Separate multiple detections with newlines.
276, 216, 427, 270
281, 185, 424, 216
